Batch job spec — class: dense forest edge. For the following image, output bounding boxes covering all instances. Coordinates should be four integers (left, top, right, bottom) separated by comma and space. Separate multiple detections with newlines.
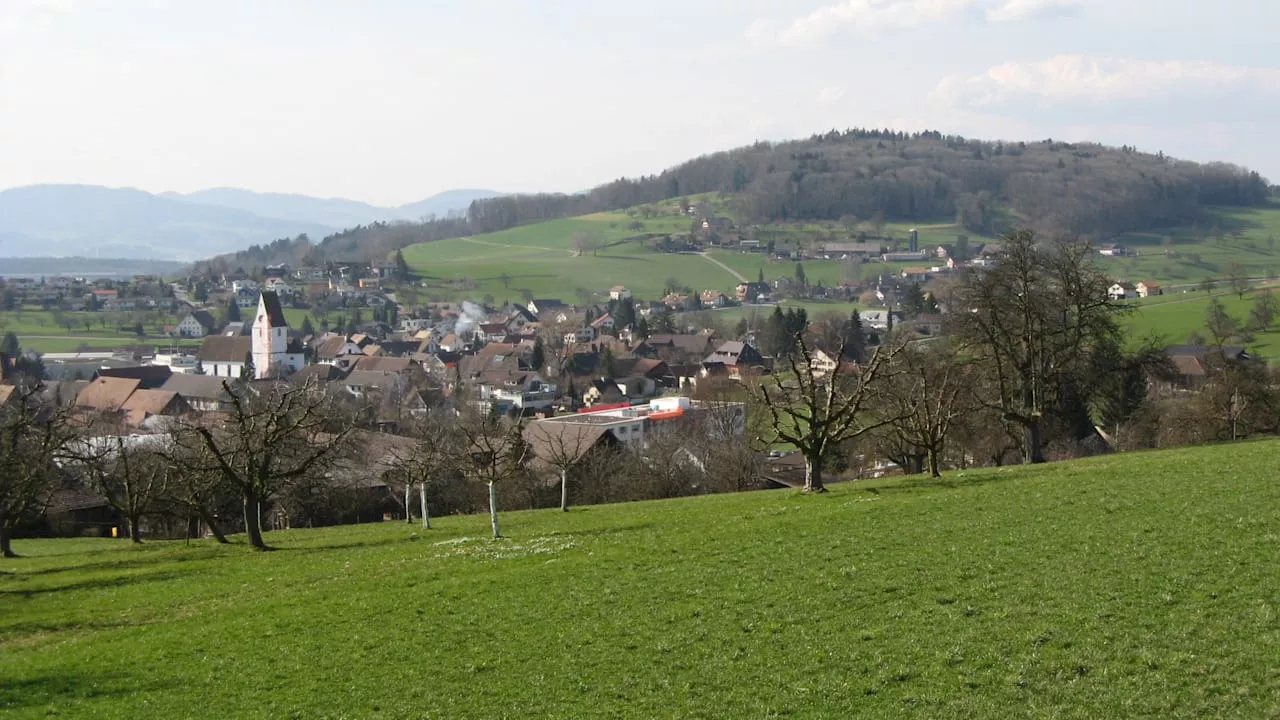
201, 128, 1274, 271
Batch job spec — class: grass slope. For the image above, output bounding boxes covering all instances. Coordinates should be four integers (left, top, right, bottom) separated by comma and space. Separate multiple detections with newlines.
1125, 287, 1280, 359
3, 442, 1279, 718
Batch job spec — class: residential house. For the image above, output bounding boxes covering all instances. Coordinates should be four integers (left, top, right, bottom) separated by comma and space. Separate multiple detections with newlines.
94, 366, 173, 389
882, 251, 930, 262
700, 290, 730, 308
900, 267, 930, 283
1099, 245, 1133, 257
609, 286, 632, 301
1158, 344, 1253, 392
701, 341, 768, 381
75, 377, 142, 412
160, 374, 236, 413
527, 298, 567, 317
477, 323, 510, 344
313, 334, 366, 371
119, 389, 189, 426
1108, 282, 1137, 300
633, 334, 719, 364
1137, 281, 1163, 298
860, 309, 905, 331
176, 310, 218, 338
589, 314, 616, 335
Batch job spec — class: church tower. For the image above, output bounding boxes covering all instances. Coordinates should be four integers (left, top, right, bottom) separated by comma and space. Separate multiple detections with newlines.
252, 291, 290, 379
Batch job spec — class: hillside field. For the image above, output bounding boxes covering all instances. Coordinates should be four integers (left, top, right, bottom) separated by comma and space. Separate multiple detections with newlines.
3, 442, 1278, 718
1124, 287, 1280, 359
399, 203, 1280, 305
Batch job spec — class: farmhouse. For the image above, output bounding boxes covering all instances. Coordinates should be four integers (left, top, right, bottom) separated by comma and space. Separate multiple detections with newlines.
1108, 282, 1137, 300
1137, 281, 1162, 297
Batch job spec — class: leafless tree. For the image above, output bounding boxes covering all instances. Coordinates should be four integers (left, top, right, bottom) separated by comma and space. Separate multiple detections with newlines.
455, 412, 530, 539
955, 230, 1125, 464
751, 332, 903, 492
525, 423, 607, 512
871, 338, 977, 477
170, 378, 365, 550
384, 413, 460, 529
0, 382, 75, 557
65, 415, 175, 543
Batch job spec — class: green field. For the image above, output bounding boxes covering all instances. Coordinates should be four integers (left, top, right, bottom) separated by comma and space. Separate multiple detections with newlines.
1101, 205, 1280, 285
4, 442, 1278, 718
402, 213, 740, 303
1124, 287, 1280, 359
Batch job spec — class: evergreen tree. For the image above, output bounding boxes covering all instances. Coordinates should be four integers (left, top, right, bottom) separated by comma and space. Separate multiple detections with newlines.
225, 298, 242, 324
794, 262, 807, 287
843, 310, 867, 361
301, 316, 315, 336
394, 249, 411, 280
901, 283, 926, 316
600, 346, 617, 379
757, 267, 765, 285
241, 352, 255, 380
0, 332, 18, 357
635, 316, 650, 340
530, 337, 546, 371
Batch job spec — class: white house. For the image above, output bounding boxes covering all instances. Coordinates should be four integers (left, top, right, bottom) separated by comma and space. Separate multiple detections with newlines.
1136, 281, 1163, 298
1108, 282, 1137, 301
251, 291, 305, 378
609, 286, 632, 301
175, 311, 217, 338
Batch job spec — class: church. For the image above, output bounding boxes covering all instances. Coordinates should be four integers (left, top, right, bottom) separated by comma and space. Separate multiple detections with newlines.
252, 291, 306, 378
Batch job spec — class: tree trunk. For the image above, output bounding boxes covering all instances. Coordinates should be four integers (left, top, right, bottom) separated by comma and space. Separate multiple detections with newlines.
243, 494, 270, 550
488, 481, 501, 539
419, 482, 430, 530
405, 484, 413, 524
128, 516, 143, 544
1026, 418, 1045, 464
803, 453, 827, 493
198, 506, 230, 544
0, 525, 14, 558
927, 448, 941, 478
560, 469, 569, 512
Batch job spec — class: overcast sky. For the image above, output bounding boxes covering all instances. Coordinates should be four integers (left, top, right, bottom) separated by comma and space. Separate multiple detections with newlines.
2, 0, 1277, 206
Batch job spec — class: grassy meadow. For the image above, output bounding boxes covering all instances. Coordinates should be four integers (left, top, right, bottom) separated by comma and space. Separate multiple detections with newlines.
401, 213, 740, 303
1124, 287, 1280, 359
3, 441, 1279, 718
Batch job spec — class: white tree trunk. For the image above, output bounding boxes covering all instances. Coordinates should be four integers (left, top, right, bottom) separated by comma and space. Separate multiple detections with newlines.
420, 482, 430, 530
404, 484, 413, 524
488, 481, 501, 539
560, 469, 569, 512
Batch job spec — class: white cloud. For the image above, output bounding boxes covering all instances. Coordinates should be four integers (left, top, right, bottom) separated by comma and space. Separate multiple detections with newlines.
817, 86, 846, 106
985, 0, 1080, 22
759, 0, 1081, 45
932, 55, 1280, 110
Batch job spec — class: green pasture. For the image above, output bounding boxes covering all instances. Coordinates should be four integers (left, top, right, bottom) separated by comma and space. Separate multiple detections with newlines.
3, 441, 1278, 718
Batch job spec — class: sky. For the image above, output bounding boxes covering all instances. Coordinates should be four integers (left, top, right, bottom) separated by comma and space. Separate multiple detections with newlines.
2, 0, 1278, 206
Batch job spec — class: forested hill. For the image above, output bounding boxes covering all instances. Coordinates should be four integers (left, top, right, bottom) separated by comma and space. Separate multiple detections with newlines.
470, 130, 1270, 237
207, 129, 1271, 269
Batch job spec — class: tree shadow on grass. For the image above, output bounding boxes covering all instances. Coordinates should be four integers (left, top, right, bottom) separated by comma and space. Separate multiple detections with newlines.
0, 670, 176, 711
0, 569, 188, 599
861, 470, 1024, 495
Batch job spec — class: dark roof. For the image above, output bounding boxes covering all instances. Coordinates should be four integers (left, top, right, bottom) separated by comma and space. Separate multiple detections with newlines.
524, 422, 619, 471
344, 370, 400, 390
353, 356, 413, 374
1164, 344, 1248, 359
94, 365, 173, 389
188, 310, 217, 330
160, 373, 235, 401
197, 336, 253, 363
291, 364, 346, 384
258, 291, 288, 328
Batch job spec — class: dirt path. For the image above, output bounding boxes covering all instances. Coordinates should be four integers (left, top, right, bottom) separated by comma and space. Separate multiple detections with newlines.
697, 252, 747, 283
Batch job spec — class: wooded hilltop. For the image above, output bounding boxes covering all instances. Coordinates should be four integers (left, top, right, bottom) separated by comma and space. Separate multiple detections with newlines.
208, 129, 1273, 270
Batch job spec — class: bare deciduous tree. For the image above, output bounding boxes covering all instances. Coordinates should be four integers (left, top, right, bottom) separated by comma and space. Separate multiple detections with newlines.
171, 378, 363, 550
751, 333, 903, 492
872, 338, 977, 477
456, 413, 530, 539
0, 382, 74, 557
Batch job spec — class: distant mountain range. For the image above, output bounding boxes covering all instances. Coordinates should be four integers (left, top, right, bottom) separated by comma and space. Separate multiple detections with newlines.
0, 185, 502, 262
